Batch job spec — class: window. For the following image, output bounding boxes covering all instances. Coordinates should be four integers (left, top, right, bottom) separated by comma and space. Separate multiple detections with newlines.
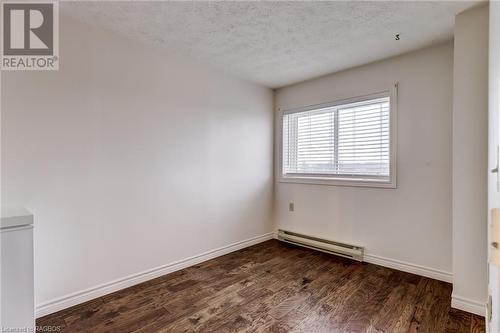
279, 90, 396, 188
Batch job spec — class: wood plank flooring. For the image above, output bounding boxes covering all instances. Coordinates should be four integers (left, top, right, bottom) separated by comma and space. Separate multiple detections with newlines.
37, 240, 485, 332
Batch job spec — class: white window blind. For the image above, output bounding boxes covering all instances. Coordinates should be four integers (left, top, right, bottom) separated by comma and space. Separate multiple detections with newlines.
282, 96, 391, 181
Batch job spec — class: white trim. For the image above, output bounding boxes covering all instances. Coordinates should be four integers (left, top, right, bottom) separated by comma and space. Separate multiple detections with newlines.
276, 83, 398, 189
35, 232, 274, 318
280, 91, 390, 115
451, 294, 486, 317
277, 176, 395, 189
363, 253, 453, 283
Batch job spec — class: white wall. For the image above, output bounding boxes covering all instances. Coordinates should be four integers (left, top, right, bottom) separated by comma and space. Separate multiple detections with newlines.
1, 15, 274, 313
452, 5, 489, 315
274, 43, 454, 280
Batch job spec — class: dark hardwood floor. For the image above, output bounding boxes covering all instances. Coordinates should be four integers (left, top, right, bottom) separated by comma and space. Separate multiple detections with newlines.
37, 240, 485, 332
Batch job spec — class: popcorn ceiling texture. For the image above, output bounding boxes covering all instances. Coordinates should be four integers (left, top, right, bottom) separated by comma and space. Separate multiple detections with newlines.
62, 1, 479, 88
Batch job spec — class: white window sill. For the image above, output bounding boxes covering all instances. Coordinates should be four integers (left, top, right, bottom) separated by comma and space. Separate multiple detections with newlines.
277, 176, 397, 188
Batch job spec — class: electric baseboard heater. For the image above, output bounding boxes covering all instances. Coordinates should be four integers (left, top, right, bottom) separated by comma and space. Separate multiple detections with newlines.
277, 229, 364, 261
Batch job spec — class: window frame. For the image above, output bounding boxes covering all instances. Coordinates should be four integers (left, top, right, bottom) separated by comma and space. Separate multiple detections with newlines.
276, 84, 398, 188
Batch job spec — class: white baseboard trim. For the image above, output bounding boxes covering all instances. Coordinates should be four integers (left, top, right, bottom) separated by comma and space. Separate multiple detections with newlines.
451, 294, 486, 317
363, 253, 453, 283
35, 232, 274, 318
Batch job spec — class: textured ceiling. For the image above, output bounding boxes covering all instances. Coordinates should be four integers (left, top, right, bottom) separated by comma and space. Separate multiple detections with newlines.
62, 1, 480, 88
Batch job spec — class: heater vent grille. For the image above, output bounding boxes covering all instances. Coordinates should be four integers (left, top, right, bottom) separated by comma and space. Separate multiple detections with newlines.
277, 229, 364, 261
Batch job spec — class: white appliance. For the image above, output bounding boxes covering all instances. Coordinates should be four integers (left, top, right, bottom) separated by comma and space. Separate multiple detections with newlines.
1, 208, 34, 331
